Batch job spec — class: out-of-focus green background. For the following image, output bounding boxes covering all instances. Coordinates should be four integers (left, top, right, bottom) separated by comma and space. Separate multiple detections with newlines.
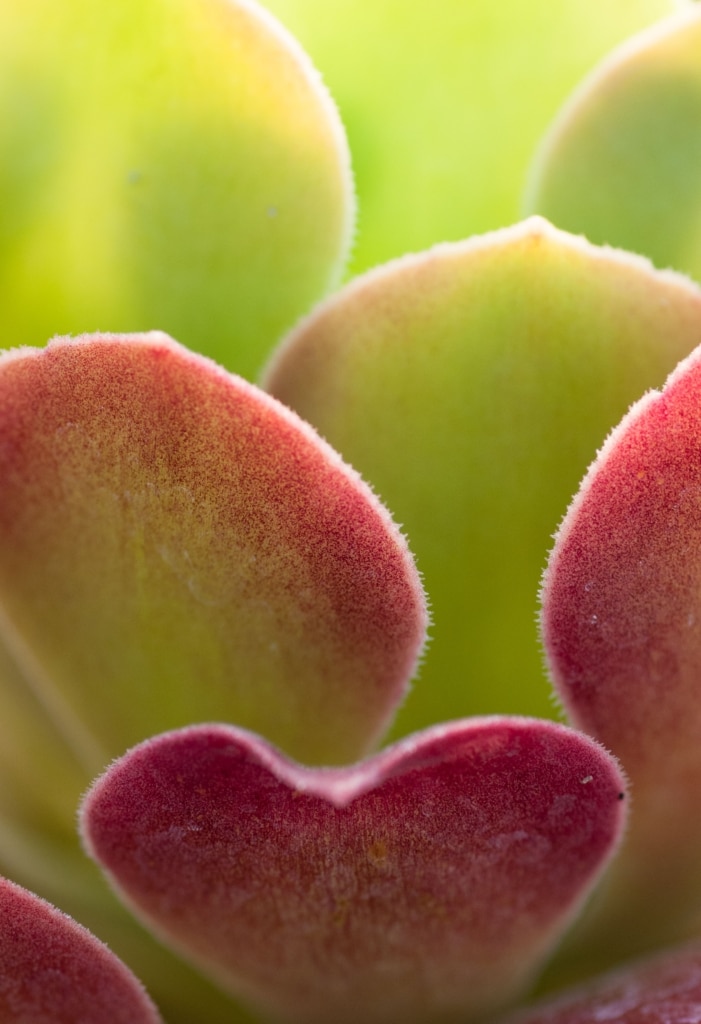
263, 0, 678, 274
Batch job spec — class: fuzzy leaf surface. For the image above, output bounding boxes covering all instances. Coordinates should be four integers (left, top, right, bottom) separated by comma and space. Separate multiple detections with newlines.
506, 945, 701, 1024
543, 344, 701, 968
0, 333, 426, 770
527, 8, 701, 286
83, 718, 626, 1024
266, 219, 701, 736
0, 878, 162, 1024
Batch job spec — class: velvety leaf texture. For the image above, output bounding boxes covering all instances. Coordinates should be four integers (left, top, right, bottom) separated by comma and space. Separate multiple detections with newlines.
0, 333, 426, 770
506, 945, 701, 1024
542, 343, 701, 966
265, 218, 701, 737
0, 878, 162, 1023
82, 719, 626, 1024
526, 7, 701, 286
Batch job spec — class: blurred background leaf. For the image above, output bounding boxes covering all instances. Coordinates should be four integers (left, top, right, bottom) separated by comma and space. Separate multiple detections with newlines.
263, 0, 676, 275
525, 7, 701, 287
0, 0, 354, 377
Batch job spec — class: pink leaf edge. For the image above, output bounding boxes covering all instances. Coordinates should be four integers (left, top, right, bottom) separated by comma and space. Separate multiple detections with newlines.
541, 344, 701, 945
0, 877, 162, 1023
82, 718, 627, 1024
0, 332, 428, 766
503, 944, 701, 1024
542, 343, 701, 770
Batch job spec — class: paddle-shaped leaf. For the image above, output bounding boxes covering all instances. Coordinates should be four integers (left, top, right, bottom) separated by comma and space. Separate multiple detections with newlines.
542, 344, 701, 966
0, 0, 353, 376
526, 7, 701, 285
0, 333, 426, 771
264, 0, 673, 273
265, 218, 701, 737
0, 877, 162, 1023
82, 719, 626, 1024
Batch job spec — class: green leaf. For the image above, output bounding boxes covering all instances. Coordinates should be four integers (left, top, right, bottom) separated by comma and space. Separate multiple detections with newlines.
0, 0, 354, 377
526, 7, 701, 283
265, 218, 701, 739
262, 0, 674, 273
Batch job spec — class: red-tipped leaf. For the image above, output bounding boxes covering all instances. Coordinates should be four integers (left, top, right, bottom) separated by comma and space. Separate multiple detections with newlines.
0, 877, 162, 1023
0, 333, 427, 769
543, 344, 701, 962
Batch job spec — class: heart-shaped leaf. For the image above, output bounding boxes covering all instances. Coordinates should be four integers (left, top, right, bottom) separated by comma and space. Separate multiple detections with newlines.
0, 877, 162, 1023
542, 343, 701, 967
82, 718, 626, 1024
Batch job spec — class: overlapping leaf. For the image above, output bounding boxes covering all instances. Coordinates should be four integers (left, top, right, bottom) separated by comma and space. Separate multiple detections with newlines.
83, 718, 626, 1024
0, 333, 426, 773
266, 219, 701, 738
526, 7, 701, 285
506, 945, 701, 1024
0, 878, 162, 1024
543, 344, 701, 973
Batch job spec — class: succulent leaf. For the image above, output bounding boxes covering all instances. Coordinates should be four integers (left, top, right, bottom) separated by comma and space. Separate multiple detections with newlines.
505, 945, 701, 1024
0, 0, 354, 376
0, 333, 426, 771
265, 218, 701, 738
542, 344, 701, 968
0, 878, 162, 1023
526, 7, 701, 285
82, 718, 626, 1024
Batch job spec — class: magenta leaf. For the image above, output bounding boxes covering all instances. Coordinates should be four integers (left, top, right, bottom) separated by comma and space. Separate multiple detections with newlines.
504, 945, 701, 1024
542, 343, 701, 961
82, 719, 626, 1024
0, 877, 162, 1023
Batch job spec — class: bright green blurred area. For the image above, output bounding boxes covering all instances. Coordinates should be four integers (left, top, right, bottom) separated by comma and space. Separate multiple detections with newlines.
526, 7, 701, 286
262, 0, 676, 275
0, 0, 353, 378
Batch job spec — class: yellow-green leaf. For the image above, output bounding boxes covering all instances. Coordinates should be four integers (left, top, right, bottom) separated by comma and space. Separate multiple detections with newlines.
526, 7, 701, 283
263, 0, 673, 274
0, 0, 354, 377
265, 218, 701, 739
